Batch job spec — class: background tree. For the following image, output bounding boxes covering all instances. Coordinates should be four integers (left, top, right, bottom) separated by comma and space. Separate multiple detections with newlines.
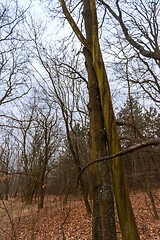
0, 126, 20, 200
14, 91, 62, 206
117, 98, 160, 218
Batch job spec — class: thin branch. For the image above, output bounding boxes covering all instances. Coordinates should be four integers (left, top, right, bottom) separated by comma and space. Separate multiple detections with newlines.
76, 138, 160, 186
0, 170, 37, 178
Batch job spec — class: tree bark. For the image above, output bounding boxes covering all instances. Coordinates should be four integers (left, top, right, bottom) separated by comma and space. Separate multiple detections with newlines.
87, 1, 140, 239
84, 47, 117, 240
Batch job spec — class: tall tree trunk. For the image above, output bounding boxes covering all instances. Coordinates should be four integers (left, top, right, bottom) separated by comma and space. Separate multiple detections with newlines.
38, 130, 48, 209
87, 1, 140, 239
84, 47, 117, 240
80, 177, 92, 214
38, 184, 46, 209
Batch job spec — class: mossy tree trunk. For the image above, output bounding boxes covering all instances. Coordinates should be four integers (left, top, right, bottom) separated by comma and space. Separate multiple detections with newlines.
84, 47, 117, 239
88, 1, 140, 239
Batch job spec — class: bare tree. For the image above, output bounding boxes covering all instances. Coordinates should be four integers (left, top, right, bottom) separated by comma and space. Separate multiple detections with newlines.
98, 0, 160, 104
35, 102, 62, 209
13, 91, 61, 206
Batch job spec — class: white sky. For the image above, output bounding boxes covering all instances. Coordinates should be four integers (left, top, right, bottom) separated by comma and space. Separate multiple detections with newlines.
20, 0, 72, 45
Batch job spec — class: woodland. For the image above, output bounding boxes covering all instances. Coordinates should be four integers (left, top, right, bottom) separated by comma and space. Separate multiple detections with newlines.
0, 0, 160, 239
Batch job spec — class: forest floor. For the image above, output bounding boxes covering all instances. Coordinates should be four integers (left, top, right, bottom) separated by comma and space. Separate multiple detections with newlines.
0, 191, 160, 240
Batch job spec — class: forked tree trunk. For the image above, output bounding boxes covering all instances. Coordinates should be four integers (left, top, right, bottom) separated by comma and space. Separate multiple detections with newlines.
84, 47, 117, 239
85, 1, 140, 239
60, 0, 140, 239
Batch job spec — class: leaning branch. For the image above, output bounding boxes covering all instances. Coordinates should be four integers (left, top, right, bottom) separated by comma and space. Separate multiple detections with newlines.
60, 0, 89, 48
77, 138, 160, 185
